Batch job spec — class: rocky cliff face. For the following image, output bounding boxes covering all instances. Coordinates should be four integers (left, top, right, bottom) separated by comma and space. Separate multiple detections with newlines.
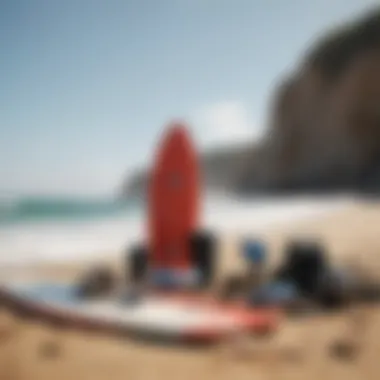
124, 8, 380, 198
238, 8, 380, 193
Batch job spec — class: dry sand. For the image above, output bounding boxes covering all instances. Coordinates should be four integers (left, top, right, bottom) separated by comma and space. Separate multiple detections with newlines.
1, 199, 380, 380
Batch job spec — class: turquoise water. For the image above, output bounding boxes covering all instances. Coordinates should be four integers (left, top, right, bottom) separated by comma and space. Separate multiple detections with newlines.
0, 196, 143, 225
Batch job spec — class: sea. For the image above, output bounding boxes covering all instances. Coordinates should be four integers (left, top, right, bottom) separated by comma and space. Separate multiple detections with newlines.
0, 193, 353, 267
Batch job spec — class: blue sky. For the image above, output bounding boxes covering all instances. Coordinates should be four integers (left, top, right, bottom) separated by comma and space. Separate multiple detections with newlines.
0, 0, 378, 197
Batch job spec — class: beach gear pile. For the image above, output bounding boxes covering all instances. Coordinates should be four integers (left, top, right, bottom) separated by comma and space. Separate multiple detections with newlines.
241, 238, 380, 311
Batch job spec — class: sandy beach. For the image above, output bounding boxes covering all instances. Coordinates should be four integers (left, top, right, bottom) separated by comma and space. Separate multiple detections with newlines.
1, 199, 380, 380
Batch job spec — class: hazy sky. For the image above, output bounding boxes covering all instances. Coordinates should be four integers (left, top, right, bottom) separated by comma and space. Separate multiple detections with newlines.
0, 0, 378, 196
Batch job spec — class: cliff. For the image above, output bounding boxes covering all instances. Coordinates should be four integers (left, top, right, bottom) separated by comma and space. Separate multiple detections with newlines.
238, 7, 380, 193
124, 8, 380, 197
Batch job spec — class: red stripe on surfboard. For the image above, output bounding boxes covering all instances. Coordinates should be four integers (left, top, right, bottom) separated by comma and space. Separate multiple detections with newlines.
0, 287, 266, 344
152, 292, 281, 333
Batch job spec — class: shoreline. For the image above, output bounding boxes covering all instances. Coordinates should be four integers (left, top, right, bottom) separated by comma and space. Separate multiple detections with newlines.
2, 198, 379, 279
0, 195, 358, 271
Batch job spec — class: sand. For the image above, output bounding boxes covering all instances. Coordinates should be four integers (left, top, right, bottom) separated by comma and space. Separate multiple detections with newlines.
1, 199, 380, 380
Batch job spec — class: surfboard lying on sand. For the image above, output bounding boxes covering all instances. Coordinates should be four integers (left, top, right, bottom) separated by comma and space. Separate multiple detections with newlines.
0, 282, 279, 343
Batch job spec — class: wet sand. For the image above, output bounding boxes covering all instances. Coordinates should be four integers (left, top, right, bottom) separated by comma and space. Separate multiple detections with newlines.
1, 199, 380, 380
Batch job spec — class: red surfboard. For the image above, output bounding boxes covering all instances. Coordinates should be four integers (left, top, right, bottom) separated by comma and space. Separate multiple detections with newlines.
148, 122, 199, 270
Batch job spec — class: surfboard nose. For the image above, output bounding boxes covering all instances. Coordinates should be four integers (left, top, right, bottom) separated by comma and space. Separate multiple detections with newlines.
163, 120, 194, 144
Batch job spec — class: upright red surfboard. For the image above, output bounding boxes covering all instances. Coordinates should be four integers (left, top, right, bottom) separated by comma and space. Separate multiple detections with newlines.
148, 122, 199, 270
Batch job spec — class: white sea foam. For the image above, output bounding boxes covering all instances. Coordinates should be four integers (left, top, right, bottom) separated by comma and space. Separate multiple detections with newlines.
202, 194, 353, 234
0, 195, 353, 266
0, 214, 145, 266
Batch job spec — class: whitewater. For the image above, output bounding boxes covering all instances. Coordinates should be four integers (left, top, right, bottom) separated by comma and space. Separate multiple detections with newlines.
0, 194, 353, 266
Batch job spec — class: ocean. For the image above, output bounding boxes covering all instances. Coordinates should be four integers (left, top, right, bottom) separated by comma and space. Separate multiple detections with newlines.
0, 194, 352, 266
